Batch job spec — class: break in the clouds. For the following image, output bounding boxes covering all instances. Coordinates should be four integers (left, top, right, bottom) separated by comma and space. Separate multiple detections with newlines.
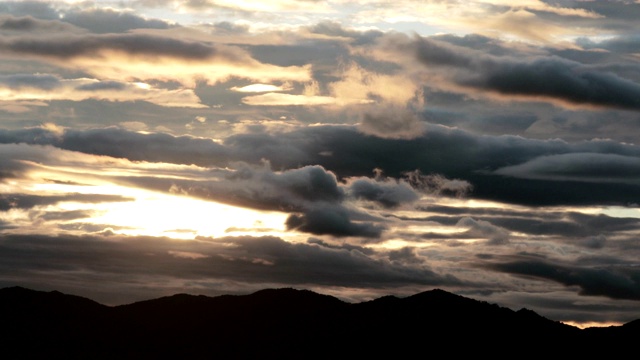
1, 0, 640, 329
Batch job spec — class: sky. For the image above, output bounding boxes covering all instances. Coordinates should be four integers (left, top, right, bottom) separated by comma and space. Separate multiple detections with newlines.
0, 0, 639, 329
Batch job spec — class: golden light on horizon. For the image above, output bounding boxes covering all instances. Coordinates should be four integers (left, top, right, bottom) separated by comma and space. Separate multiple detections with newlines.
60, 186, 289, 239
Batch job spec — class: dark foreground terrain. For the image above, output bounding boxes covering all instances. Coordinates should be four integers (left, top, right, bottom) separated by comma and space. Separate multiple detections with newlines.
1, 286, 638, 358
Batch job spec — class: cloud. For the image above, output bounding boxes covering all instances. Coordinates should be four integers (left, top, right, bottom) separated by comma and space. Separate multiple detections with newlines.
163, 0, 332, 14
60, 8, 174, 33
0, 1, 60, 20
241, 93, 354, 106
0, 193, 133, 211
162, 163, 390, 238
231, 83, 290, 92
486, 257, 640, 301
579, 235, 607, 250
390, 36, 640, 110
457, 217, 510, 245
0, 127, 231, 166
0, 32, 312, 87
286, 204, 385, 238
0, 75, 206, 108
345, 176, 420, 208
0, 15, 80, 33
358, 107, 426, 139
403, 171, 473, 198
4, 122, 640, 208
418, 205, 640, 239
493, 153, 640, 184
0, 73, 60, 90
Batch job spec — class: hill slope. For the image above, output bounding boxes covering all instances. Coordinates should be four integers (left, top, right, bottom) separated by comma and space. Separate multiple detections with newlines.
0, 286, 637, 358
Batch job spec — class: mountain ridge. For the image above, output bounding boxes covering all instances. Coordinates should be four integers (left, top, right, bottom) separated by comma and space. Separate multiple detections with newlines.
1, 286, 637, 358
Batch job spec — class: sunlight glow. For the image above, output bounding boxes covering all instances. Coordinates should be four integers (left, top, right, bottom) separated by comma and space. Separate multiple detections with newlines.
26, 180, 289, 240
72, 188, 288, 239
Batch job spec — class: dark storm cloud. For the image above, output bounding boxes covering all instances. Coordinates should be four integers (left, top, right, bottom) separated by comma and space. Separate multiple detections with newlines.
407, 36, 640, 110
0, 73, 60, 90
0, 127, 231, 166
0, 193, 133, 211
286, 204, 384, 238
485, 257, 640, 301
4, 124, 640, 207
181, 163, 345, 211
0, 233, 460, 298
346, 177, 419, 208
1, 33, 226, 60
60, 8, 173, 33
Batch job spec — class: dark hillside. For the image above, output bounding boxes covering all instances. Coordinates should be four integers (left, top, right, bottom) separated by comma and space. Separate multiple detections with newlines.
1, 287, 637, 358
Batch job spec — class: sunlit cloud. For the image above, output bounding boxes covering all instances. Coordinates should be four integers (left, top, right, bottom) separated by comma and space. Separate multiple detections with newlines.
0, 32, 312, 87
0, 74, 206, 108
231, 83, 292, 92
241, 92, 372, 106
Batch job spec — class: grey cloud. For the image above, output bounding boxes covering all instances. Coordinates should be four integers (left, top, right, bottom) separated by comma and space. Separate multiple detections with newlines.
457, 217, 510, 245
579, 35, 640, 56
1, 33, 229, 61
403, 171, 473, 198
486, 257, 640, 301
0, 15, 79, 32
388, 247, 423, 265
579, 235, 607, 250
0, 1, 59, 20
547, 1, 640, 34
359, 108, 426, 140
55, 127, 229, 166
0, 73, 60, 90
493, 153, 640, 183
174, 163, 344, 212
346, 177, 419, 208
58, 223, 129, 233
76, 81, 126, 91
308, 20, 383, 45
286, 205, 385, 238
35, 209, 94, 222
409, 36, 640, 110
306, 237, 375, 255
208, 21, 249, 34
0, 193, 132, 211
60, 8, 173, 33
418, 205, 640, 239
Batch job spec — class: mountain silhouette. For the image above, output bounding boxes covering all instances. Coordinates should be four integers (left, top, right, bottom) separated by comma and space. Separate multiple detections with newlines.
1, 286, 637, 358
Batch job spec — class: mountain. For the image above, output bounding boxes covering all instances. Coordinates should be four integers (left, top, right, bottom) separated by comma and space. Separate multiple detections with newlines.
0, 286, 637, 358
